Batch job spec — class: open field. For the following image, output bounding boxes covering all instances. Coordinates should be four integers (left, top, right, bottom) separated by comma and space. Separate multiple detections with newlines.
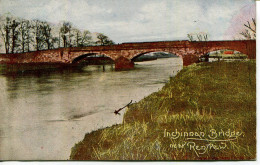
70, 60, 256, 160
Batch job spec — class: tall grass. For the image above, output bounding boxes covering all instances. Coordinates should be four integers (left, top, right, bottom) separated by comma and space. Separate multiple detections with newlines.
70, 60, 256, 160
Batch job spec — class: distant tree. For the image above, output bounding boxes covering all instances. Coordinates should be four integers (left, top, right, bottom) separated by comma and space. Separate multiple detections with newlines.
50, 37, 59, 49
58, 31, 61, 48
187, 34, 194, 41
187, 32, 210, 61
1, 17, 35, 53
19, 20, 26, 53
240, 18, 256, 40
34, 20, 42, 51
0, 17, 113, 53
69, 29, 92, 47
0, 17, 12, 53
41, 22, 52, 49
187, 32, 208, 42
73, 28, 81, 47
96, 33, 114, 46
25, 21, 34, 52
80, 30, 92, 47
68, 26, 74, 47
60, 21, 72, 47
32, 20, 55, 50
197, 33, 208, 41
10, 19, 20, 53
19, 20, 32, 53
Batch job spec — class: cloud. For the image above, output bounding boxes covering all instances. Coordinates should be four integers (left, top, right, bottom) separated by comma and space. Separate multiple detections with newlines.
0, 0, 255, 43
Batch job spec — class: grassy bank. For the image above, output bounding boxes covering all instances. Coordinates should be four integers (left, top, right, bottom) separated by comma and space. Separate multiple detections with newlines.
70, 60, 256, 160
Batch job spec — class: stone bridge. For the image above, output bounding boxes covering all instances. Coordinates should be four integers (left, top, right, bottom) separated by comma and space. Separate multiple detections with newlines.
0, 40, 256, 69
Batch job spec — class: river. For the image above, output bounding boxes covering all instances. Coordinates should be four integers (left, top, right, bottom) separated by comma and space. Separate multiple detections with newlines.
0, 57, 183, 160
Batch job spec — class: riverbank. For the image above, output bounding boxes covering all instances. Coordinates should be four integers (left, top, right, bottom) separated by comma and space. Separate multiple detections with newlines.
0, 63, 82, 75
70, 60, 256, 160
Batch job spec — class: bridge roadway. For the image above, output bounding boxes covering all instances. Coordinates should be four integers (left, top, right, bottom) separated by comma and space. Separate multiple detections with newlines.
0, 40, 256, 69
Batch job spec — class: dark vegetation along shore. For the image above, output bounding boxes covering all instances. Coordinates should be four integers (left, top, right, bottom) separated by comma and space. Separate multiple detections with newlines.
70, 60, 256, 160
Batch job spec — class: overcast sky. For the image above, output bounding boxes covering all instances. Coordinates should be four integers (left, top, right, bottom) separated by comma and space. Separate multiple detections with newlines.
0, 0, 256, 43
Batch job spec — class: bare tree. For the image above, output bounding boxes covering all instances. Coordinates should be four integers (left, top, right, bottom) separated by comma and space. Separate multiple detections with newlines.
34, 20, 41, 51
197, 33, 208, 41
0, 17, 12, 53
73, 28, 81, 47
50, 37, 59, 49
187, 32, 208, 42
1, 17, 34, 53
97, 33, 107, 45
41, 22, 52, 49
240, 18, 256, 40
60, 22, 72, 47
96, 33, 114, 46
32, 20, 54, 50
187, 34, 194, 41
10, 19, 20, 53
19, 20, 32, 53
196, 34, 203, 41
19, 20, 26, 53
69, 29, 92, 47
25, 21, 34, 52
203, 34, 208, 41
80, 30, 92, 46
0, 16, 114, 52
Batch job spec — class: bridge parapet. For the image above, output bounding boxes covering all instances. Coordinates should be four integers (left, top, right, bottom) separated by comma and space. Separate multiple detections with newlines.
0, 40, 256, 68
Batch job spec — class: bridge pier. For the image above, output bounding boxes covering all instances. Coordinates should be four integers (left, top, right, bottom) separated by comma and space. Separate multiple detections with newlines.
182, 54, 200, 66
114, 56, 134, 70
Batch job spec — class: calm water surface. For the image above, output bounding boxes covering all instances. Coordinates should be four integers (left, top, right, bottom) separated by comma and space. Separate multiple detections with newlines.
0, 57, 182, 160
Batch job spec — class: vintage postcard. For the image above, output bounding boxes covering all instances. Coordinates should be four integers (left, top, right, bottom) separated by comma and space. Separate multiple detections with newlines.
0, 0, 256, 161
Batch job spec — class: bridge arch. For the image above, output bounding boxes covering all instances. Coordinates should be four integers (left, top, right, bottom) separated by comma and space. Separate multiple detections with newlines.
131, 50, 180, 62
71, 53, 114, 64
204, 43, 252, 58
202, 49, 248, 58
199, 49, 249, 62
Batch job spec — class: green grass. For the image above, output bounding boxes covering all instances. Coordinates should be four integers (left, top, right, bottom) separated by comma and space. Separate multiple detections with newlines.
70, 60, 256, 160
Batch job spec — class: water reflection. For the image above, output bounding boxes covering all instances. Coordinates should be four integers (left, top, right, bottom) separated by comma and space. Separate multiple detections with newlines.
0, 58, 182, 160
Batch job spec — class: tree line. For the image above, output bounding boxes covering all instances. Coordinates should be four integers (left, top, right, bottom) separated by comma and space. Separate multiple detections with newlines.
187, 32, 209, 42
0, 16, 114, 54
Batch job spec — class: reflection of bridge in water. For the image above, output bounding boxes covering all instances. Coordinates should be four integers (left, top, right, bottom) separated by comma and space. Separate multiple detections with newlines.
0, 40, 256, 70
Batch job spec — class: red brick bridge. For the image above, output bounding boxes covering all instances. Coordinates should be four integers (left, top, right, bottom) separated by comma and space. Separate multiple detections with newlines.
0, 40, 256, 69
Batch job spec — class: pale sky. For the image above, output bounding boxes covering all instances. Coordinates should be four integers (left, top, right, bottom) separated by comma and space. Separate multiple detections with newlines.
0, 0, 256, 43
